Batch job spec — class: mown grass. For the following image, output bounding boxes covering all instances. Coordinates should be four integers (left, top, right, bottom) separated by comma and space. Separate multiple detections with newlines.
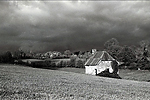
1, 64, 150, 100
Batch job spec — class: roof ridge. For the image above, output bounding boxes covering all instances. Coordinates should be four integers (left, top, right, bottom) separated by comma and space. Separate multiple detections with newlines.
85, 51, 116, 66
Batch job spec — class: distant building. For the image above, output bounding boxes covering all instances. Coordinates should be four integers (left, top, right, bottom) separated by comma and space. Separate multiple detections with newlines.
85, 51, 119, 75
44, 51, 61, 58
91, 49, 97, 54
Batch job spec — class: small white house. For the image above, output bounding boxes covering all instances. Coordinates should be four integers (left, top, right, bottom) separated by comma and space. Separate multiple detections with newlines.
85, 51, 118, 75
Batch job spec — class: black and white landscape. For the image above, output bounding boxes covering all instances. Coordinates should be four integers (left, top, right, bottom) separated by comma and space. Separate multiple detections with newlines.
1, 1, 150, 100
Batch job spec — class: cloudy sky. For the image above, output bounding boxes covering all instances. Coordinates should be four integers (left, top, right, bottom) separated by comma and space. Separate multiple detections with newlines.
0, 1, 150, 53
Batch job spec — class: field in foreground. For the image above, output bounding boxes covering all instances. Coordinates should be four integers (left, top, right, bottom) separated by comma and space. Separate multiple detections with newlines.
1, 64, 150, 100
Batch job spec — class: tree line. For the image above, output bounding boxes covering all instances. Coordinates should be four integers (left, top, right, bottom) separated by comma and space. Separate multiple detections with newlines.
0, 51, 13, 63
104, 38, 150, 70
1, 38, 150, 70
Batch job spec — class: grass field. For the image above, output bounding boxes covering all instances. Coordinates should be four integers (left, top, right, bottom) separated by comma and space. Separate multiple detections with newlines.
58, 67, 150, 82
1, 64, 150, 100
119, 69, 150, 82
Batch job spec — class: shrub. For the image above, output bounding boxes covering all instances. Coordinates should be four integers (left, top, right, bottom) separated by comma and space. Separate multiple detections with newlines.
76, 60, 84, 68
70, 57, 76, 67
59, 61, 66, 68
0, 51, 13, 63
127, 63, 138, 70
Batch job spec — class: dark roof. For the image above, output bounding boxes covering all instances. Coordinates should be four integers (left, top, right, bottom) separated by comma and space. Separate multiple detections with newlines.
85, 51, 115, 66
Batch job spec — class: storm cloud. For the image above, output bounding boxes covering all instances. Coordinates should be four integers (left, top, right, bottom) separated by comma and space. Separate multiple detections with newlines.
0, 1, 150, 52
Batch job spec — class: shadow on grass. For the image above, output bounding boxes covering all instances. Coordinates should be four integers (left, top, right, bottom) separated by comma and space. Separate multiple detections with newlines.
96, 69, 122, 79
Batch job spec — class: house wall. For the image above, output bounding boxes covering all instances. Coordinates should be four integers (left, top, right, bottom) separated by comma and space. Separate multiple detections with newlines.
85, 61, 115, 75
97, 61, 113, 74
85, 66, 97, 75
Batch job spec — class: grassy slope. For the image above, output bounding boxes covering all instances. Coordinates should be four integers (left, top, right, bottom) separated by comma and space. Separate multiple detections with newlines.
58, 68, 150, 82
1, 64, 150, 100
119, 69, 150, 82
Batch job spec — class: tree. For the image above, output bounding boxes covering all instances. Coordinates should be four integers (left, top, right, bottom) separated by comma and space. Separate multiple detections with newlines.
139, 40, 149, 50
135, 40, 150, 70
59, 61, 66, 67
104, 38, 122, 60
118, 46, 136, 64
74, 51, 81, 56
108, 45, 122, 60
140, 40, 149, 56
13, 50, 26, 59
64, 50, 71, 58
70, 56, 76, 67
5, 51, 13, 63
135, 40, 150, 64
104, 38, 119, 49
0, 51, 13, 63
76, 60, 84, 68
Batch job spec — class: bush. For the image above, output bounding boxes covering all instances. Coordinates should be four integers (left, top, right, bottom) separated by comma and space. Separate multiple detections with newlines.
136, 57, 150, 70
76, 60, 84, 68
0, 51, 13, 63
70, 57, 76, 67
127, 63, 138, 70
141, 63, 150, 70
59, 61, 66, 68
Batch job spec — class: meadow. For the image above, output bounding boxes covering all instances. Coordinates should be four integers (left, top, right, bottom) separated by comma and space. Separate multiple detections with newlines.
1, 64, 150, 100
58, 67, 150, 82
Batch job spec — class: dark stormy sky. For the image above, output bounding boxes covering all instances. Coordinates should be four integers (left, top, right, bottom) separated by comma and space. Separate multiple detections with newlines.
0, 1, 150, 53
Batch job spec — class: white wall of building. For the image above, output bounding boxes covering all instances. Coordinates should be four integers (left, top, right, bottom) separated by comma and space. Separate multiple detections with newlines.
85, 61, 114, 75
